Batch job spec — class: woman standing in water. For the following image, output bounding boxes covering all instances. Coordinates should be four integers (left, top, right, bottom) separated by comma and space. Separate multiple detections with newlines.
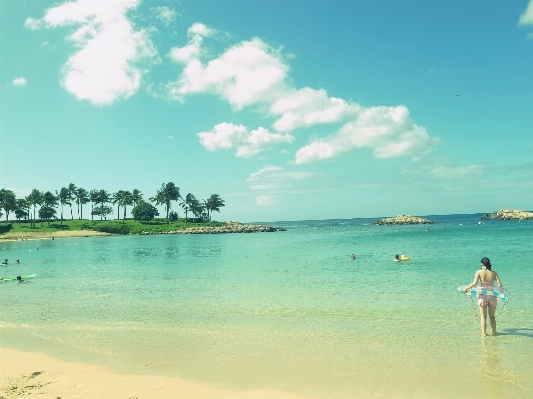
463, 257, 503, 336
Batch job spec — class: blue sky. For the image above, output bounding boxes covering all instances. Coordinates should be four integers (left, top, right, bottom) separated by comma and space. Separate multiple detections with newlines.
1, 0, 532, 222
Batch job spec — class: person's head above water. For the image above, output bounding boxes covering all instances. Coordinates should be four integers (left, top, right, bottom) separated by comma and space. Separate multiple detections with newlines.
395, 255, 400, 259
481, 257, 492, 271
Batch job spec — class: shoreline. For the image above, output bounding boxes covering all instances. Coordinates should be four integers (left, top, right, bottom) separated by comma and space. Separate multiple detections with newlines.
0, 346, 316, 399
0, 222, 286, 242
0, 230, 111, 242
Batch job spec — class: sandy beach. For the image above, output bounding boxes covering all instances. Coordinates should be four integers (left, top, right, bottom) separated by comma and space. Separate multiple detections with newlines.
0, 230, 111, 242
0, 347, 317, 399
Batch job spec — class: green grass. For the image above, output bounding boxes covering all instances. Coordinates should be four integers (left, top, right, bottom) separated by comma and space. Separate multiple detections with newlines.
5, 219, 226, 235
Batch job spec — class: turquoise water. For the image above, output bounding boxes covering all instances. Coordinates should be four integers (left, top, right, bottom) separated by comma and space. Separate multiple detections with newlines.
1, 214, 532, 398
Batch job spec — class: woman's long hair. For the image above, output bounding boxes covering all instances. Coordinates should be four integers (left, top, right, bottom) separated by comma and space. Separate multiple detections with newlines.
481, 257, 492, 271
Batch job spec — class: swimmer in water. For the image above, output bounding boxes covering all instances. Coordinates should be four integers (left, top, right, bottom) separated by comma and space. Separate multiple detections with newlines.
350, 254, 355, 260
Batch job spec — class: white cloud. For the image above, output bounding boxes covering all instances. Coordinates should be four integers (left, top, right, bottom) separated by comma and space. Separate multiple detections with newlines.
151, 6, 178, 27
270, 87, 360, 132
401, 161, 485, 179
168, 23, 216, 65
518, 0, 533, 26
168, 36, 288, 108
256, 195, 276, 206
197, 123, 294, 158
12, 77, 27, 87
24, 17, 43, 30
168, 23, 441, 163
293, 106, 440, 164
25, 0, 158, 105
246, 166, 316, 190
427, 164, 484, 179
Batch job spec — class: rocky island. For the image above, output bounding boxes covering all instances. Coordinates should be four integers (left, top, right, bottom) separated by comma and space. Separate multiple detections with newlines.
480, 209, 533, 221
140, 221, 286, 235
373, 215, 436, 225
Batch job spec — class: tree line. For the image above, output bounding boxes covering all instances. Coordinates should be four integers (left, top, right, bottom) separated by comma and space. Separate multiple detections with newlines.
0, 183, 225, 226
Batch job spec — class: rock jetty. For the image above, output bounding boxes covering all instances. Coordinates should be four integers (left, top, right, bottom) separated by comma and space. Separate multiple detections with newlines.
140, 221, 286, 235
373, 215, 436, 225
480, 209, 533, 221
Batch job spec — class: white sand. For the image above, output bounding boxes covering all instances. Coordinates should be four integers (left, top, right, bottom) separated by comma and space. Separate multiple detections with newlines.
0, 230, 111, 242
0, 347, 318, 399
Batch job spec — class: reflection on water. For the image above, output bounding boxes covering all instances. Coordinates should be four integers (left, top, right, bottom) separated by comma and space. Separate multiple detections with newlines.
479, 337, 527, 399
480, 337, 504, 398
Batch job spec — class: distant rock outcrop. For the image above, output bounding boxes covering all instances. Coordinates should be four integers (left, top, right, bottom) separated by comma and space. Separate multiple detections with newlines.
480, 209, 533, 221
140, 221, 286, 235
373, 215, 436, 225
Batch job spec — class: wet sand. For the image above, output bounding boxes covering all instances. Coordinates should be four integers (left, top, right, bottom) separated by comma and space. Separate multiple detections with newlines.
0, 347, 317, 399
0, 230, 111, 242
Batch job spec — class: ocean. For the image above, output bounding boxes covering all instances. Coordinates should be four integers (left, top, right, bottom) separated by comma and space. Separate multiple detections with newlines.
1, 214, 532, 399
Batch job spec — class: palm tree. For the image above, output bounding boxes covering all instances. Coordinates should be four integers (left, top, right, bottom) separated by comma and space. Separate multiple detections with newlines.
149, 188, 166, 221
151, 182, 181, 223
120, 191, 133, 222
98, 189, 111, 205
181, 193, 197, 223
67, 183, 77, 221
15, 198, 29, 226
132, 189, 143, 208
76, 188, 89, 220
190, 198, 206, 220
112, 190, 125, 220
89, 190, 99, 221
204, 194, 225, 221
26, 189, 43, 228
40, 191, 58, 226
56, 187, 70, 226
0, 189, 17, 223
96, 189, 111, 220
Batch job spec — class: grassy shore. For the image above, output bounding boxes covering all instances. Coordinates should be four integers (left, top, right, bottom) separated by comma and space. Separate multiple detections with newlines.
0, 219, 284, 241
0, 219, 225, 240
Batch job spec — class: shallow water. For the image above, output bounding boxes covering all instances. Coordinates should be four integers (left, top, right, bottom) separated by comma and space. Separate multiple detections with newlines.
1, 214, 532, 398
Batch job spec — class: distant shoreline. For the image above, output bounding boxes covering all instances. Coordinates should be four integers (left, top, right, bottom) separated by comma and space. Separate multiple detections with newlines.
0, 221, 285, 242
0, 230, 111, 242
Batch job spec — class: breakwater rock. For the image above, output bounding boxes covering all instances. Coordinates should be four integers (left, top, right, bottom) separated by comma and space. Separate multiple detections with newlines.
140, 221, 286, 235
373, 215, 436, 225
480, 209, 533, 221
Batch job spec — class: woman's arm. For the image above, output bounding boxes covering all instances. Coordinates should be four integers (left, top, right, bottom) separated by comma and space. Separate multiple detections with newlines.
463, 271, 480, 293
495, 272, 503, 287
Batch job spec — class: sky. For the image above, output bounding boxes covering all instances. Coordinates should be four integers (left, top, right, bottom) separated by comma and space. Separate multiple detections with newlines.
1, 0, 532, 223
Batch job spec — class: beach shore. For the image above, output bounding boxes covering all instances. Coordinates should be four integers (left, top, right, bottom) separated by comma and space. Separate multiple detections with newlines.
0, 347, 316, 399
0, 230, 111, 242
